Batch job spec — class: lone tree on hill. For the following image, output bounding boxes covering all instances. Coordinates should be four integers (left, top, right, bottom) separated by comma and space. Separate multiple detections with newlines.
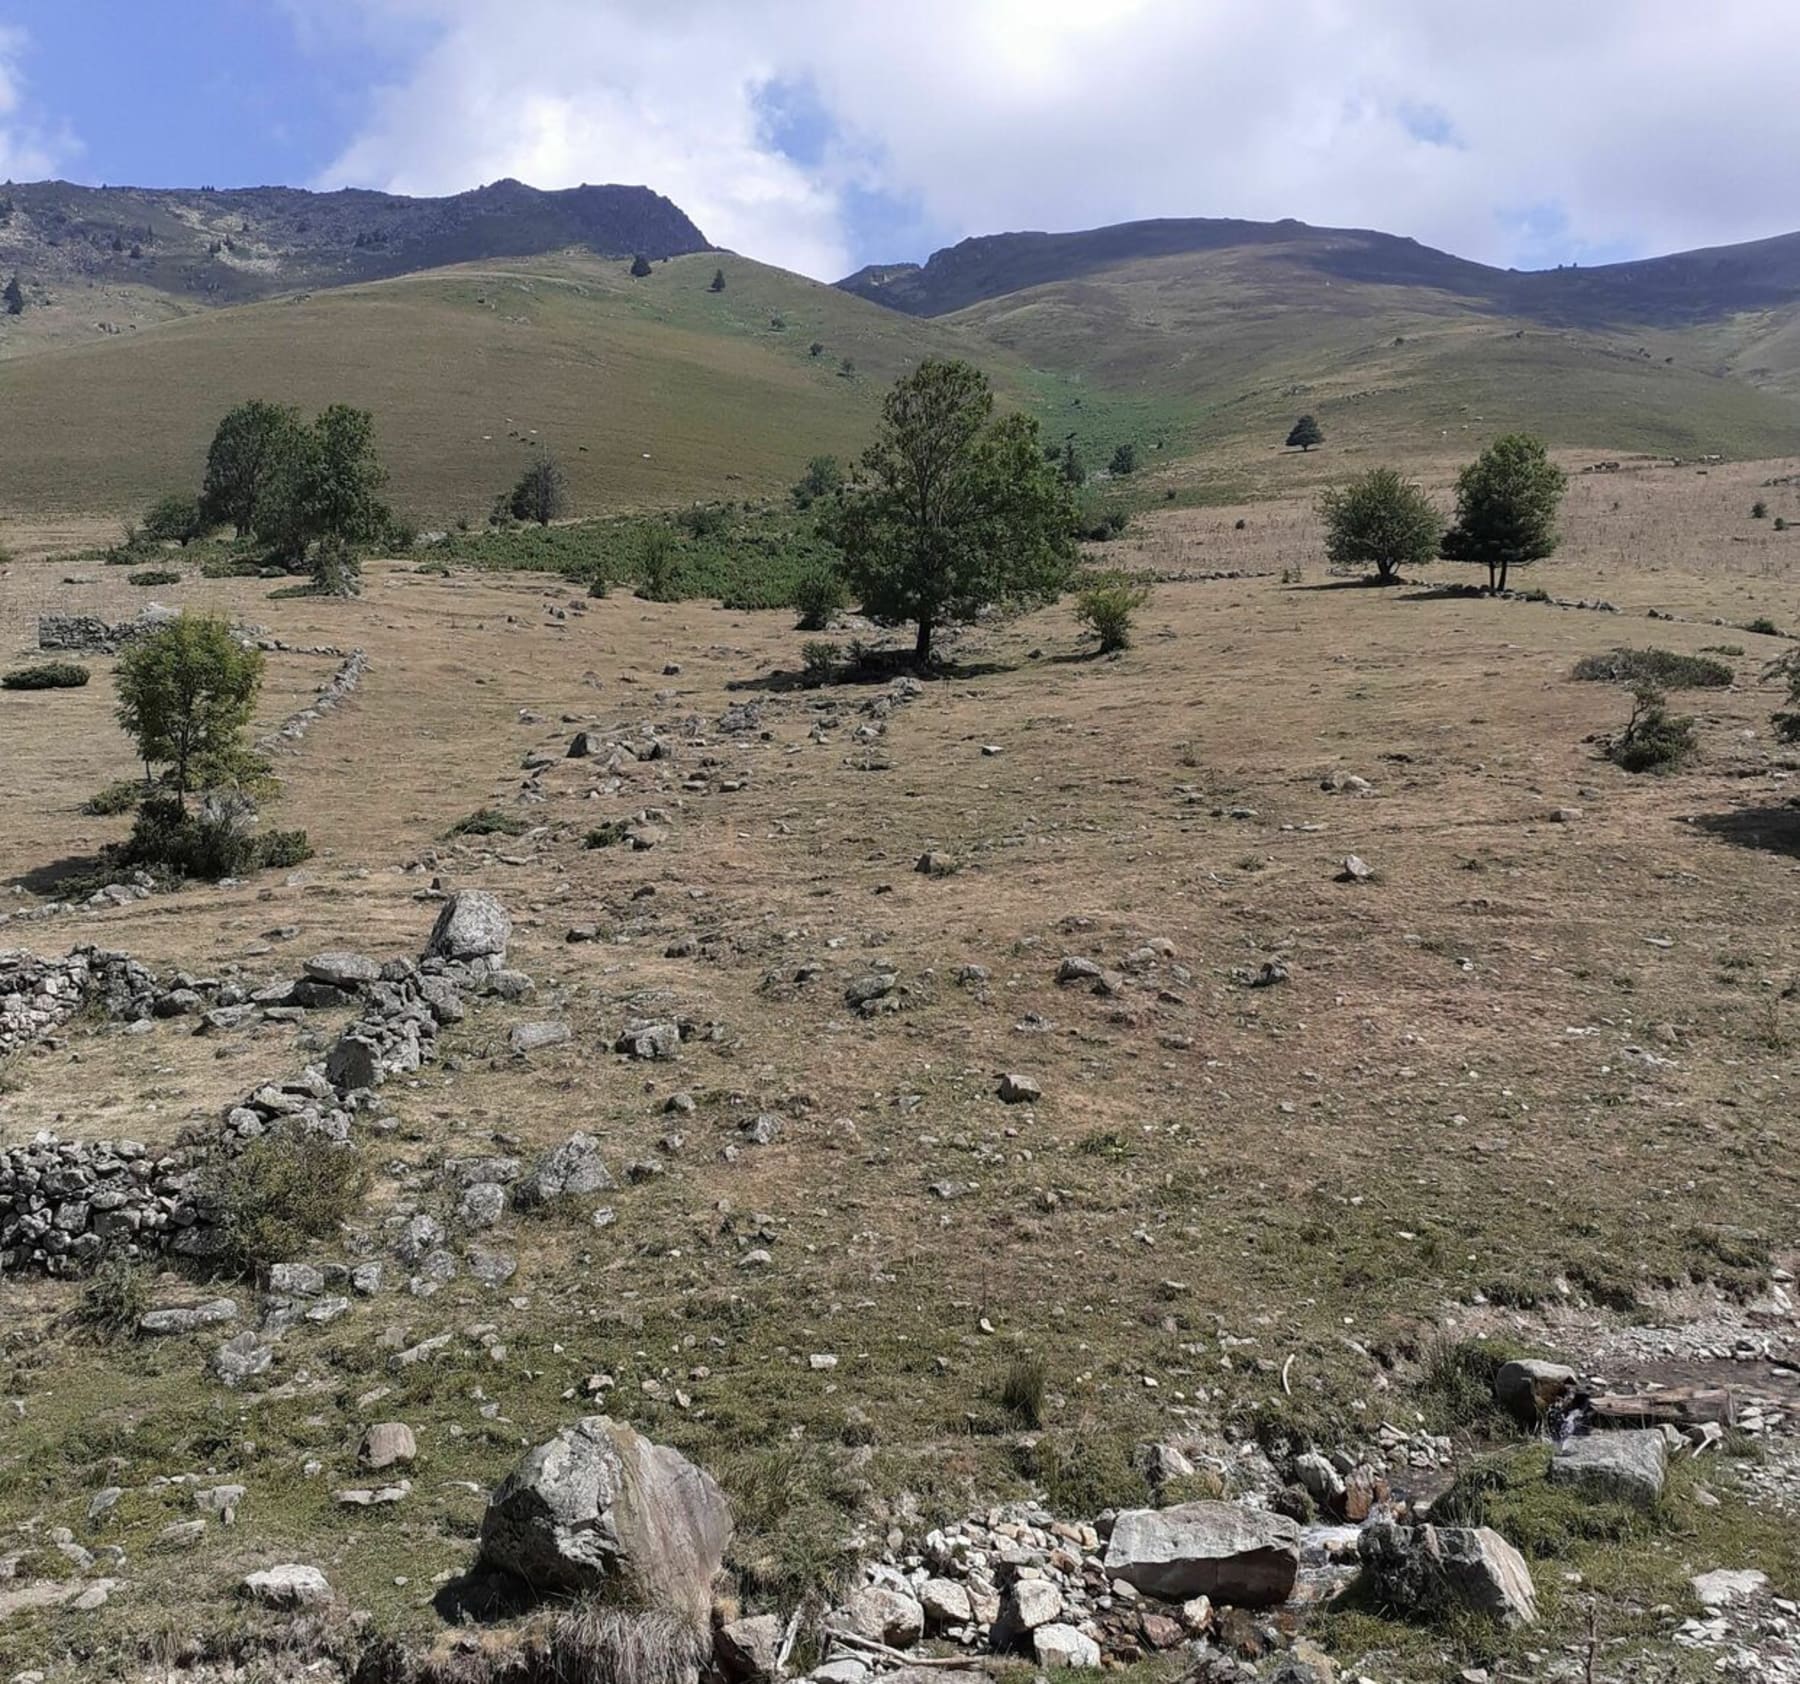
1440, 433, 1567, 592
1286, 414, 1324, 452
3, 273, 24, 315
825, 358, 1076, 666
1318, 468, 1442, 583
199, 400, 302, 538
709, 267, 726, 293
510, 451, 571, 526
1109, 442, 1138, 476
115, 614, 264, 803
630, 253, 653, 278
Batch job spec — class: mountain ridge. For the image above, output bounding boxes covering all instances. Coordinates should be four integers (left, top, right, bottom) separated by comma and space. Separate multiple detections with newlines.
835, 215, 1800, 329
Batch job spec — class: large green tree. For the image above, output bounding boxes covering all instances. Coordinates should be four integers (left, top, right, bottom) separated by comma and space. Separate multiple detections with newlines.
1286, 414, 1324, 452
115, 615, 264, 802
1318, 468, 1442, 582
826, 359, 1076, 665
260, 404, 391, 561
199, 401, 302, 539
1440, 433, 1567, 592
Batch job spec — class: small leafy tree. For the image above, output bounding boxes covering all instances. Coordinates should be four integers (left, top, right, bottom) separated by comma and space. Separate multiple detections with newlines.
1608, 683, 1697, 773
1318, 468, 1442, 582
1752, 500, 1769, 520
199, 400, 302, 538
509, 451, 570, 526
1440, 433, 1567, 592
260, 404, 391, 562
141, 492, 207, 546
792, 560, 847, 630
2, 273, 23, 315
630, 253, 653, 278
1286, 414, 1324, 452
1075, 571, 1150, 652
791, 454, 844, 510
1109, 442, 1138, 476
634, 524, 679, 600
709, 267, 726, 293
825, 358, 1077, 666
114, 614, 264, 802
1059, 440, 1085, 487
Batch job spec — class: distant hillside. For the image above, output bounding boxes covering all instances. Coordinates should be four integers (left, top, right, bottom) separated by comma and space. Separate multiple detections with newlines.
838, 215, 1800, 333
0, 251, 1001, 521
0, 179, 709, 351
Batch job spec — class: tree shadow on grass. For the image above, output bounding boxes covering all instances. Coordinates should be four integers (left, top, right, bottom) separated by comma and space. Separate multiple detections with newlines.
430, 1564, 539, 1626
1288, 575, 1415, 592
4, 853, 110, 898
1689, 804, 1800, 860
726, 654, 1018, 694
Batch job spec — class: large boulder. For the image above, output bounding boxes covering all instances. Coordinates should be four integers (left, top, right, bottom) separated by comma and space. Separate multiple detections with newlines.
716, 1613, 783, 1683
1494, 1358, 1576, 1424
1357, 1521, 1537, 1627
1549, 1429, 1667, 1509
514, 1132, 615, 1208
427, 891, 512, 963
479, 1416, 731, 1619
1103, 1502, 1299, 1606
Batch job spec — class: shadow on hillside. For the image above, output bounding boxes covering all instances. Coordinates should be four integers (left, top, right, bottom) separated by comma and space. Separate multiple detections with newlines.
430, 1565, 538, 1626
4, 854, 109, 897
1690, 804, 1800, 859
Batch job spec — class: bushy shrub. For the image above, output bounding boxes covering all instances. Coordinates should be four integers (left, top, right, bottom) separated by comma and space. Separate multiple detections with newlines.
999, 1352, 1047, 1427
1752, 500, 1769, 520
448, 807, 527, 837
801, 640, 840, 685
1572, 647, 1733, 689
141, 493, 207, 545
584, 821, 629, 849
117, 793, 310, 880
1108, 442, 1138, 476
83, 778, 145, 815
202, 1136, 369, 1275
309, 532, 361, 596
1074, 571, 1151, 652
675, 502, 731, 540
4, 660, 89, 690
1608, 684, 1697, 774
791, 455, 844, 510
73, 1257, 151, 1341
127, 568, 182, 587
792, 561, 846, 630
1086, 508, 1130, 541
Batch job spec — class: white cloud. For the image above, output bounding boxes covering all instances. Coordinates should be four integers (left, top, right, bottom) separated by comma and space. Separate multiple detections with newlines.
0, 25, 64, 181
317, 0, 1800, 280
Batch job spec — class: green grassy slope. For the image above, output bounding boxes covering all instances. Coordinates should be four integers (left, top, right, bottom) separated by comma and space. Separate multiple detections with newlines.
950, 244, 1800, 469
0, 252, 994, 521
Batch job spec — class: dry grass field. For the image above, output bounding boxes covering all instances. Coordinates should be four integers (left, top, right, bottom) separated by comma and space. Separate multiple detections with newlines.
3, 455, 1800, 1681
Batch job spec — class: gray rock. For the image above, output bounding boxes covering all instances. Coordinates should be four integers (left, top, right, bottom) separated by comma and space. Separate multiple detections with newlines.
836, 1585, 925, 1648
1692, 1568, 1768, 1608
359, 1422, 417, 1470
1033, 1625, 1101, 1669
993, 1577, 1063, 1648
1337, 855, 1373, 883
467, 1246, 518, 1286
717, 1612, 783, 1683
395, 1213, 444, 1264
1494, 1358, 1576, 1423
304, 952, 380, 987
997, 1072, 1041, 1104
427, 891, 512, 962
811, 1663, 870, 1684
214, 1331, 274, 1387
1357, 1521, 1536, 1626
140, 1298, 239, 1336
920, 1576, 973, 1630
1549, 1429, 1667, 1509
459, 1182, 508, 1229
616, 1020, 681, 1060
516, 1132, 615, 1206
509, 1020, 572, 1055
242, 1563, 332, 1608
1103, 1501, 1299, 1606
479, 1415, 732, 1620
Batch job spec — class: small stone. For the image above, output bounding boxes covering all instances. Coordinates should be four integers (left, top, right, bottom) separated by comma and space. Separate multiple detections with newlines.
242, 1564, 332, 1608
997, 1072, 1042, 1104
359, 1422, 417, 1470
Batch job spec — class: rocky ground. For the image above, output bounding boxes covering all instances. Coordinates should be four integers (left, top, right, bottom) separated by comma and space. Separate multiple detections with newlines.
4, 460, 1800, 1681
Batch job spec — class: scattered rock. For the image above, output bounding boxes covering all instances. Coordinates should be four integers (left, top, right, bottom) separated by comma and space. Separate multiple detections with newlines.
1358, 1521, 1537, 1627
242, 1564, 332, 1609
1494, 1358, 1576, 1424
359, 1422, 417, 1470
1549, 1429, 1667, 1509
997, 1072, 1042, 1104
1103, 1502, 1299, 1607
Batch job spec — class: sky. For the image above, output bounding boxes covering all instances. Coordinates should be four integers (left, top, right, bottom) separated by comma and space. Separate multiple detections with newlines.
2, 1, 1797, 281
